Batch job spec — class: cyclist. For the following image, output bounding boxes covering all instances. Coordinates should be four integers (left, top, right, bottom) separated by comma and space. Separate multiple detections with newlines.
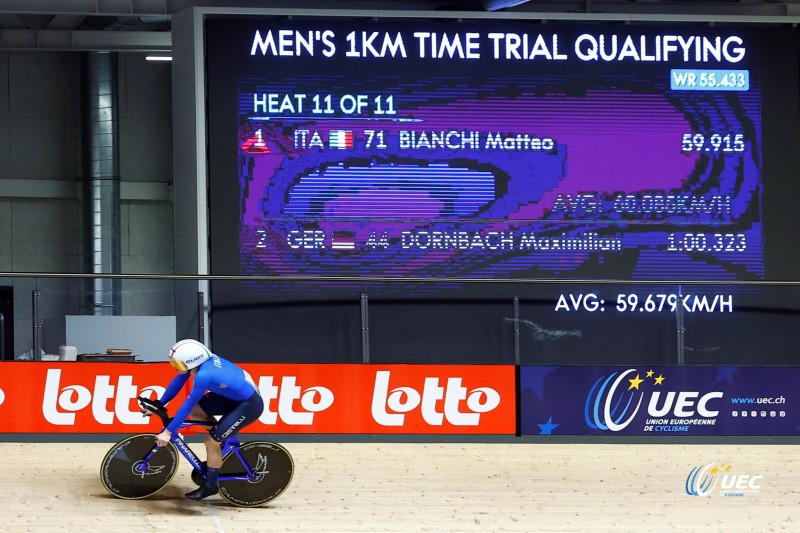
142, 339, 264, 501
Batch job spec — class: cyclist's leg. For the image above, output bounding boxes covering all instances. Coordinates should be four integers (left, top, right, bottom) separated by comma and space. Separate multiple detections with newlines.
186, 393, 250, 500
205, 393, 262, 479
188, 401, 216, 424
209, 392, 264, 443
195, 393, 240, 467
215, 395, 286, 507
185, 431, 224, 500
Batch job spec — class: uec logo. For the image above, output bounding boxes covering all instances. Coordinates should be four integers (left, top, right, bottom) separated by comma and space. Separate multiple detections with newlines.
686, 464, 763, 497
585, 369, 724, 432
584, 369, 644, 431
685, 463, 718, 496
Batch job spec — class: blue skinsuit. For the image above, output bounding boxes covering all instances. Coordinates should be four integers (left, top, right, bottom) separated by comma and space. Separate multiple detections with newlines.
159, 354, 259, 435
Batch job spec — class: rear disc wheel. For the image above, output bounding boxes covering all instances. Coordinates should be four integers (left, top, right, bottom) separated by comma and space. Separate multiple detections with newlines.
218, 441, 294, 507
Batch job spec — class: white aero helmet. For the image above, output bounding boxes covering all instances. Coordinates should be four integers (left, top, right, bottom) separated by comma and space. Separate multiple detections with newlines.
169, 339, 211, 372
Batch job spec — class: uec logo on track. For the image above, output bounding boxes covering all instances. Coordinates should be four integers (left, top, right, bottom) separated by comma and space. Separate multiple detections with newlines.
685, 463, 718, 496
584, 369, 644, 432
685, 463, 763, 497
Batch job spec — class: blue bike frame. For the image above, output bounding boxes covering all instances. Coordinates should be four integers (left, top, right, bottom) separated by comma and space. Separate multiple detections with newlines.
136, 419, 258, 482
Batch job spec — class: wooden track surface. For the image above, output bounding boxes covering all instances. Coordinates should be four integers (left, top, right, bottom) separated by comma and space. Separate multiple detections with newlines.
1, 442, 798, 532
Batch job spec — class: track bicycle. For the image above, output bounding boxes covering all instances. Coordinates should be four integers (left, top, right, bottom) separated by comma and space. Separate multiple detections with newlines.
100, 396, 294, 507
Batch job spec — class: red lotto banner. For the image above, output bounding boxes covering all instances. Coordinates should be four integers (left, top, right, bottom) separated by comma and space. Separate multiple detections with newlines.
0, 362, 516, 435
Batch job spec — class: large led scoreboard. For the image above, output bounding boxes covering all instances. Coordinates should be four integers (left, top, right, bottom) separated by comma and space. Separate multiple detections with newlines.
202, 12, 800, 364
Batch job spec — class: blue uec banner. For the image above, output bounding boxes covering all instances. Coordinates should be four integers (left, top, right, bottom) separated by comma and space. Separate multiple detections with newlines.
520, 366, 799, 436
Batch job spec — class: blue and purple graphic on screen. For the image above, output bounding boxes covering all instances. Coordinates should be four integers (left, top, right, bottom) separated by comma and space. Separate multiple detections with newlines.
234, 24, 763, 284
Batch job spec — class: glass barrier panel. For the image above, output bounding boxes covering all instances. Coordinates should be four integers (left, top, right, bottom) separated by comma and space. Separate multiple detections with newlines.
2, 274, 799, 367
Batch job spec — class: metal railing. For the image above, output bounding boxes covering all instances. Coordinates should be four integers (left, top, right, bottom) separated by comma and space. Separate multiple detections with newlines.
3, 271, 800, 365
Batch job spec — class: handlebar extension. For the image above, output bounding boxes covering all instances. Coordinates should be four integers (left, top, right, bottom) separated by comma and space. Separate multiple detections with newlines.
138, 396, 171, 426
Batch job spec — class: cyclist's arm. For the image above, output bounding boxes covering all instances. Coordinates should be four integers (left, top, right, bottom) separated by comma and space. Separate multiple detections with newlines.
164, 376, 209, 434
159, 372, 190, 406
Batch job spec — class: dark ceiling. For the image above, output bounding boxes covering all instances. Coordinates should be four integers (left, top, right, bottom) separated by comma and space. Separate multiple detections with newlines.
0, 0, 798, 52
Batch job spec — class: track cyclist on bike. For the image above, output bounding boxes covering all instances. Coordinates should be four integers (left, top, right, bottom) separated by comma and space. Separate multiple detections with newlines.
142, 339, 264, 501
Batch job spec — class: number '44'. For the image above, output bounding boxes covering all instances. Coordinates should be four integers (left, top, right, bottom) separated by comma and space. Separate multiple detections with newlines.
365, 231, 390, 249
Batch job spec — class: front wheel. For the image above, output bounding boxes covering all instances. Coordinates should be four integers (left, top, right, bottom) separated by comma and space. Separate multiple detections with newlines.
100, 434, 179, 499
218, 441, 294, 507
